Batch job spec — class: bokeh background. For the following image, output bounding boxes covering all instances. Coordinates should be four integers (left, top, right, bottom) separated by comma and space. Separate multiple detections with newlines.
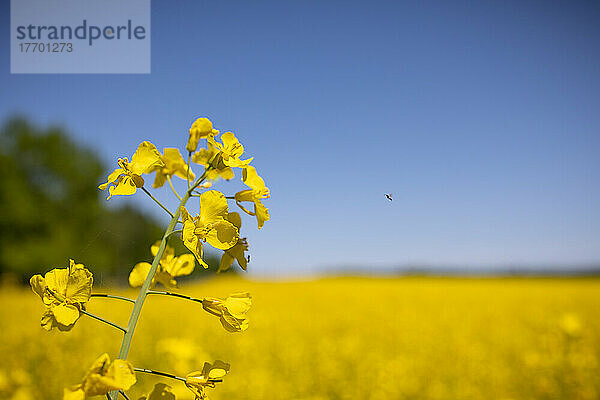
1, 1, 599, 399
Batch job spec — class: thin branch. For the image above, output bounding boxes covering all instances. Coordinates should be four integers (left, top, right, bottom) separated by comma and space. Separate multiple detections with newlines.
91, 293, 135, 304
187, 151, 192, 189
147, 290, 203, 304
80, 309, 127, 333
141, 187, 174, 218
134, 367, 187, 382
166, 176, 183, 201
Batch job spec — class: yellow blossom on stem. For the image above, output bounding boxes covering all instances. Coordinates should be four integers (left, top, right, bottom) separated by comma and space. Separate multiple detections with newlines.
129, 241, 196, 289
187, 117, 219, 153
207, 132, 252, 168
191, 143, 234, 181
185, 361, 229, 400
202, 292, 251, 332
63, 353, 136, 400
180, 191, 239, 266
218, 212, 249, 272
234, 166, 270, 229
30, 259, 93, 331
98, 141, 165, 200
151, 148, 196, 188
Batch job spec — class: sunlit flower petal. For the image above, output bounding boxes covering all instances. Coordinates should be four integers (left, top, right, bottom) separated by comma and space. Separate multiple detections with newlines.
99, 141, 164, 200
208, 132, 252, 168
129, 242, 198, 288
151, 148, 195, 188
202, 292, 251, 332
218, 212, 248, 273
234, 166, 270, 229
185, 361, 230, 399
187, 117, 218, 153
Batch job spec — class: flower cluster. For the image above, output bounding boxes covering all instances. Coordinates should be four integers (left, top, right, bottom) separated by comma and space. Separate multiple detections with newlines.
63, 354, 136, 400
129, 241, 196, 288
30, 259, 93, 331
28, 117, 267, 399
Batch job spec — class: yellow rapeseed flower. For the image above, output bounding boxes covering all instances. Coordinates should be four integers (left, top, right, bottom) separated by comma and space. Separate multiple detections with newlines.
202, 292, 251, 332
218, 212, 248, 273
98, 141, 164, 200
151, 148, 195, 188
187, 117, 219, 153
234, 166, 270, 229
185, 360, 229, 400
30, 259, 92, 331
129, 241, 196, 288
191, 143, 234, 182
181, 191, 239, 266
207, 132, 253, 168
63, 353, 136, 400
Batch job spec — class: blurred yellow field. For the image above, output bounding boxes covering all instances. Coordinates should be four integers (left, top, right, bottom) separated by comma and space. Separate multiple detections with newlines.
1, 276, 599, 400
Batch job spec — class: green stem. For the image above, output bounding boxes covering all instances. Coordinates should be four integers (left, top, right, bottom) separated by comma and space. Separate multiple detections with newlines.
134, 367, 187, 382
187, 151, 192, 189
141, 187, 174, 218
44, 288, 128, 333
147, 290, 203, 304
80, 309, 127, 333
109, 169, 210, 400
167, 176, 183, 200
91, 293, 135, 304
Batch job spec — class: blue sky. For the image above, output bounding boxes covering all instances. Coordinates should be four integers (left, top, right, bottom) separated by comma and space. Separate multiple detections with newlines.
1, 1, 599, 276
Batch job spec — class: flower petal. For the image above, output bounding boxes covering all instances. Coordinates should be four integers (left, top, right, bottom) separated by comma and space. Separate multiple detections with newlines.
200, 191, 229, 223
41, 309, 56, 331
187, 118, 214, 152
208, 360, 230, 379
44, 268, 70, 298
30, 274, 47, 299
129, 262, 152, 287
129, 141, 165, 175
226, 212, 242, 230
182, 220, 207, 268
98, 168, 124, 190
205, 219, 238, 250
166, 254, 196, 277
218, 252, 234, 273
224, 292, 252, 319
52, 303, 80, 326
255, 200, 270, 230
242, 166, 267, 192
108, 176, 137, 199
106, 359, 137, 391
65, 260, 93, 303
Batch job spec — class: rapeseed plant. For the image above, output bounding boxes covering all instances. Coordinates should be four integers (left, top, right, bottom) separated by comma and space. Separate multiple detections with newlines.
28, 117, 269, 399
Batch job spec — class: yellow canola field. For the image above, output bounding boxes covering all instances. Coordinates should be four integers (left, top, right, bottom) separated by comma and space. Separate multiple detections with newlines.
1, 276, 599, 400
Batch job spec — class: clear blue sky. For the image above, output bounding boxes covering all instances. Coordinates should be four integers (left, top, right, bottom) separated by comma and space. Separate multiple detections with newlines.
1, 1, 599, 276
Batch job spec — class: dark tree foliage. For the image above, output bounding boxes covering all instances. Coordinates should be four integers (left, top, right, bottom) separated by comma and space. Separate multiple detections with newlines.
0, 117, 166, 284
